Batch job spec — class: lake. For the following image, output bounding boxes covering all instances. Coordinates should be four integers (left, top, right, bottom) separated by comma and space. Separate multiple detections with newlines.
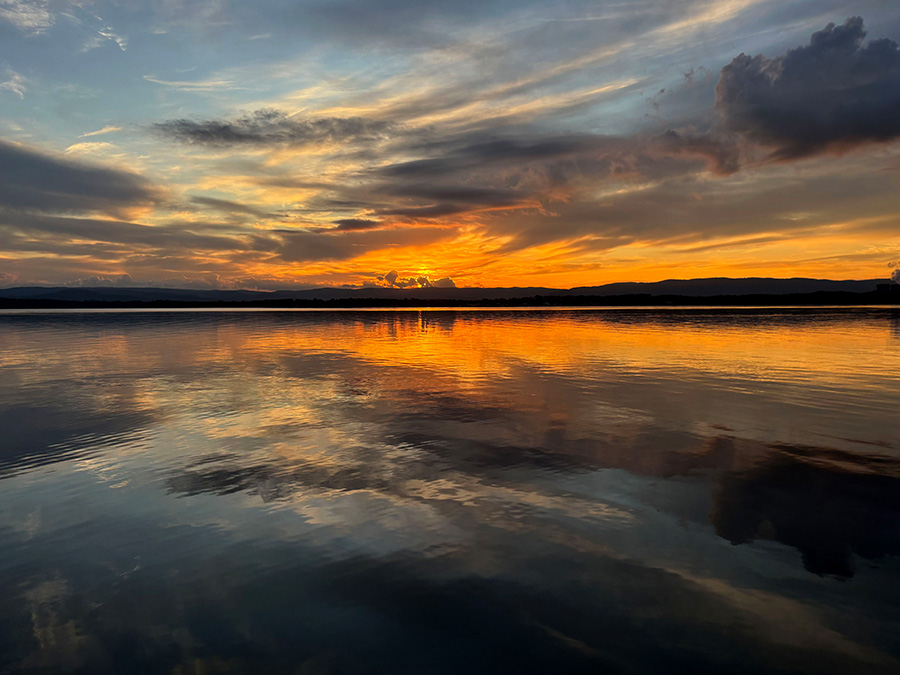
1, 308, 899, 674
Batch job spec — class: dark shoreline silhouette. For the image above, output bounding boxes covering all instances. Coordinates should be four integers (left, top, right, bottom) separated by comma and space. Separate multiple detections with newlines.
1, 289, 898, 309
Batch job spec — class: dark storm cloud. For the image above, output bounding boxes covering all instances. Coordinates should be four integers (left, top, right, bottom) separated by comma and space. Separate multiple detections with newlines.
153, 108, 395, 146
0, 140, 159, 215
716, 17, 900, 159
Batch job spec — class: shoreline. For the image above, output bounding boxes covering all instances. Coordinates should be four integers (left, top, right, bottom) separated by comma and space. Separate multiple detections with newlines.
1, 290, 899, 310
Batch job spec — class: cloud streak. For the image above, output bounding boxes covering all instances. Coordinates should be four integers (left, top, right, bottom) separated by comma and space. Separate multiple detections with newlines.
0, 64, 26, 98
80, 125, 123, 138
142, 74, 236, 91
153, 108, 395, 146
0, 140, 160, 216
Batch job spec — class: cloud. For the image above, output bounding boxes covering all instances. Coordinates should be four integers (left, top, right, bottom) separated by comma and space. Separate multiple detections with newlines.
416, 275, 457, 288
82, 27, 128, 52
365, 127, 738, 194
375, 270, 455, 288
716, 17, 900, 159
142, 75, 236, 91
325, 126, 726, 228
376, 203, 501, 219
272, 225, 455, 263
376, 134, 619, 179
190, 195, 272, 218
0, 0, 53, 34
0, 140, 160, 216
80, 125, 123, 138
656, 128, 742, 175
64, 273, 134, 287
366, 182, 539, 220
377, 269, 418, 287
153, 108, 394, 146
65, 142, 115, 156
476, 149, 900, 258
0, 64, 26, 99
332, 218, 384, 231
0, 212, 247, 252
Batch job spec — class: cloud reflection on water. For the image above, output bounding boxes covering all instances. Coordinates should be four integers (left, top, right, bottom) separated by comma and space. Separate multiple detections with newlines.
0, 308, 899, 672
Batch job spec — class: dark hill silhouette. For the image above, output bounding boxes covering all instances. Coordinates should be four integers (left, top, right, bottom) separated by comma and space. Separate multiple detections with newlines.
569, 277, 883, 297
0, 277, 889, 305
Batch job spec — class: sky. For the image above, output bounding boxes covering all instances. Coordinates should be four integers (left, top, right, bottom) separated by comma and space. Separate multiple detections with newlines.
1, 0, 899, 290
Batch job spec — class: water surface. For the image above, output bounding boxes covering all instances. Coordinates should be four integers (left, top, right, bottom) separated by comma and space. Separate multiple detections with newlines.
1, 308, 899, 674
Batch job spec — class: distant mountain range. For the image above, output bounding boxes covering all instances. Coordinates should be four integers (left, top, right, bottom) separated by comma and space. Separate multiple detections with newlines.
0, 277, 890, 305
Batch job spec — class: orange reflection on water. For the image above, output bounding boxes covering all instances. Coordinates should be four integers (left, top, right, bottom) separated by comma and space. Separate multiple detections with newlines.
238, 309, 899, 390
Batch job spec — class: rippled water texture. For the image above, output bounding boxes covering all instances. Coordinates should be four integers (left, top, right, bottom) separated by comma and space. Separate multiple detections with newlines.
1, 308, 899, 674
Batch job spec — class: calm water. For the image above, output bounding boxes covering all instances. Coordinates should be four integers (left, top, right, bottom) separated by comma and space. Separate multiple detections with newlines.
1, 308, 899, 674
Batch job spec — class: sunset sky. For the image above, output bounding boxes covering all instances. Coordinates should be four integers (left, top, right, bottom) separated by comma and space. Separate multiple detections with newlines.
1, 0, 899, 289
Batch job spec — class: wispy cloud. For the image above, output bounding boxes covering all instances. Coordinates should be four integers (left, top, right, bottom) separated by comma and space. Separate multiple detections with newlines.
65, 141, 115, 155
153, 109, 395, 146
82, 27, 128, 52
81, 125, 123, 138
190, 195, 273, 218
0, 0, 53, 34
0, 64, 26, 99
143, 74, 236, 91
